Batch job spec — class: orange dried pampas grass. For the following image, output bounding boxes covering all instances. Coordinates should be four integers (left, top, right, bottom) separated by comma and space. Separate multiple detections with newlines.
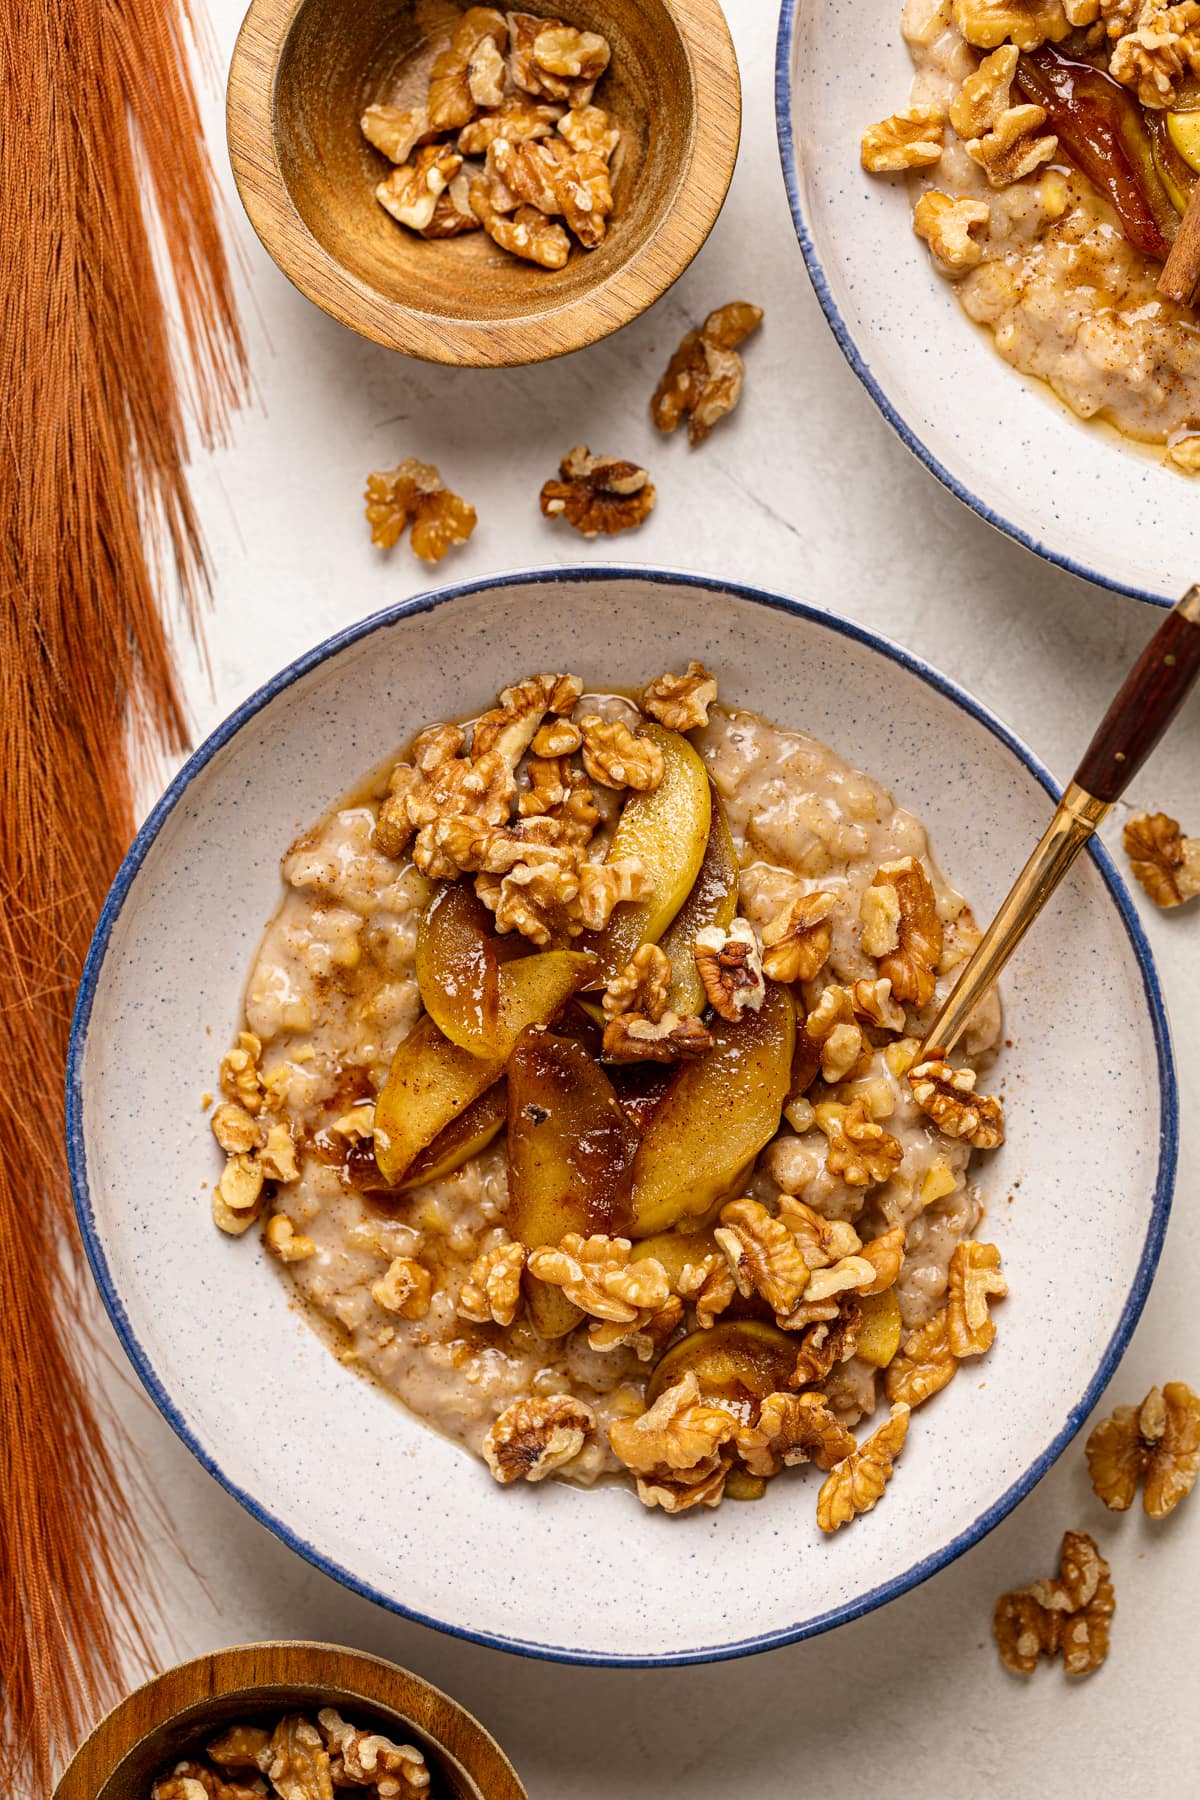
0, 0, 245, 1791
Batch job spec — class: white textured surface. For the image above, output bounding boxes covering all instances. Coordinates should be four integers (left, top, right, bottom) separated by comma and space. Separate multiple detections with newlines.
91, 0, 1199, 1793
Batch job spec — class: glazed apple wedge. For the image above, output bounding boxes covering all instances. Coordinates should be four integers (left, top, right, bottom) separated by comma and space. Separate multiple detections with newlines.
646, 1320, 798, 1409
657, 782, 739, 1015
507, 1027, 640, 1337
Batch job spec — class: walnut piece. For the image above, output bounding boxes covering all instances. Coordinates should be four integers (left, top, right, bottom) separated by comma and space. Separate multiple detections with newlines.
492, 135, 614, 247
1110, 0, 1200, 105
508, 11, 611, 105
788, 1300, 862, 1386
737, 1391, 857, 1477
364, 459, 477, 562
861, 858, 944, 1008
994, 1530, 1114, 1676
803, 984, 867, 1084
316, 1709, 430, 1795
457, 1238, 526, 1326
815, 1098, 903, 1187
641, 661, 718, 731
471, 178, 571, 266
589, 1292, 684, 1359
540, 446, 657, 537
966, 101, 1057, 185
603, 942, 671, 1021
778, 1196, 864, 1271
458, 95, 564, 153
206, 1726, 271, 1773
422, 168, 482, 239
676, 1253, 738, 1328
952, 0, 1073, 49
375, 142, 463, 230
153, 1764, 266, 1800
946, 1239, 1006, 1356
651, 301, 764, 446
760, 889, 836, 984
816, 1401, 910, 1531
483, 1393, 596, 1483
913, 191, 991, 270
860, 106, 945, 170
361, 103, 434, 164
426, 7, 508, 130
578, 711, 665, 790
715, 1197, 812, 1316
608, 1371, 736, 1511
908, 1056, 1005, 1149
265, 1215, 316, 1264
371, 1256, 433, 1319
693, 919, 766, 1021
949, 44, 1020, 135
266, 1716, 334, 1800
885, 1306, 958, 1407
1086, 1381, 1200, 1517
526, 1231, 671, 1324
1123, 811, 1200, 907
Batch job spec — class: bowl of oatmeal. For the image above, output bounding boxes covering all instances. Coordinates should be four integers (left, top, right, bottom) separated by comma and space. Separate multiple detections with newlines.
776, 0, 1200, 608
68, 567, 1176, 1663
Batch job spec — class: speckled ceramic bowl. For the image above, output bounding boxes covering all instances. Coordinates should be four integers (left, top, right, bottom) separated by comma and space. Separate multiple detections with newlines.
68, 567, 1176, 1665
775, 0, 1193, 610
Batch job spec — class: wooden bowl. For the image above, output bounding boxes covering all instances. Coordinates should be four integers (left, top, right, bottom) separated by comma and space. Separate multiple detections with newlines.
226, 0, 740, 365
53, 1642, 526, 1800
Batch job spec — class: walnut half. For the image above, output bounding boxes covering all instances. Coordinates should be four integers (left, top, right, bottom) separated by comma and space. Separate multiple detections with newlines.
364, 459, 477, 562
994, 1530, 1114, 1677
1086, 1381, 1200, 1518
483, 1394, 596, 1483
1123, 810, 1200, 907
651, 301, 763, 445
540, 445, 656, 537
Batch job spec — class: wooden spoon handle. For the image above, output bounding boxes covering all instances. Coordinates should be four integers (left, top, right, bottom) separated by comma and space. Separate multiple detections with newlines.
1073, 585, 1200, 803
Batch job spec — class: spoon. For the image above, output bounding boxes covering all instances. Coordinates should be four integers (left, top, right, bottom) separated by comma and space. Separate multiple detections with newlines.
922, 586, 1200, 1060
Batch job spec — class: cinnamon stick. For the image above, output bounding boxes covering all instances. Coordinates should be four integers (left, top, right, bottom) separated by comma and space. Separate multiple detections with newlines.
1158, 178, 1200, 305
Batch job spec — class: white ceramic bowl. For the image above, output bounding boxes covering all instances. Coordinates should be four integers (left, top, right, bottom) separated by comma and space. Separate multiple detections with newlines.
68, 568, 1176, 1665
775, 1, 1193, 611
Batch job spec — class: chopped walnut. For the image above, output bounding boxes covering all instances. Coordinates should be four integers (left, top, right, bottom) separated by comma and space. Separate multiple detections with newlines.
575, 856, 654, 928
860, 106, 945, 170
361, 103, 434, 164
483, 1393, 596, 1483
778, 1196, 864, 1271
364, 459, 477, 562
589, 1292, 684, 1360
212, 1157, 265, 1237
375, 142, 463, 230
815, 1099, 903, 1187
641, 661, 718, 731
951, 0, 1073, 49
316, 1710, 430, 1794
608, 1371, 736, 1511
260, 1121, 300, 1183
266, 1215, 317, 1263
558, 101, 621, 160
1123, 811, 1200, 907
651, 301, 764, 446
908, 1056, 1005, 1149
426, 7, 508, 130
578, 711, 664, 789
1086, 1381, 1200, 1517
966, 101, 1057, 185
913, 190, 991, 270
265, 1716, 334, 1800
211, 1101, 264, 1157
853, 976, 907, 1034
207, 1726, 272, 1773
861, 859, 944, 1007
1110, 0, 1200, 105
804, 984, 867, 1084
885, 1306, 958, 1407
816, 1401, 910, 1532
788, 1300, 862, 1386
371, 1256, 433, 1319
457, 1238, 527, 1326
677, 1253, 738, 1328
531, 715, 583, 756
471, 178, 571, 266
540, 446, 657, 537
994, 1531, 1114, 1676
526, 1232, 671, 1324
946, 1239, 1006, 1356
220, 1032, 266, 1114
760, 889, 836, 984
603, 942, 671, 1021
693, 919, 766, 1021
153, 1764, 266, 1800
507, 12, 611, 105
458, 95, 564, 154
737, 1391, 858, 1477
857, 1224, 907, 1294
492, 134, 614, 246
715, 1198, 812, 1316
949, 44, 1020, 135
422, 168, 483, 238
801, 1253, 877, 1305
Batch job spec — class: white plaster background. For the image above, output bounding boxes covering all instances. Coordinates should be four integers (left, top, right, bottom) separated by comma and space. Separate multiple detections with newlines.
94, 2, 1200, 1794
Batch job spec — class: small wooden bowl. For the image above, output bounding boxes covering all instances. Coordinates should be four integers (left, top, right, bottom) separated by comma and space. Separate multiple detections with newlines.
226, 0, 741, 365
53, 1642, 526, 1800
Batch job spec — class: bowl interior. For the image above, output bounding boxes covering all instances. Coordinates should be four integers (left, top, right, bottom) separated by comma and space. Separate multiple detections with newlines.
70, 571, 1173, 1663
272, 0, 694, 325
776, 0, 1194, 608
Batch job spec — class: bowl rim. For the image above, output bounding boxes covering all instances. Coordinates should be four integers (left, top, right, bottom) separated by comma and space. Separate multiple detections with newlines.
226, 0, 741, 367
66, 562, 1178, 1667
772, 0, 1172, 613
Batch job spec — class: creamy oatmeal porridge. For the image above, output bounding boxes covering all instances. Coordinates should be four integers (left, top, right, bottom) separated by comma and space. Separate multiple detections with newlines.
209, 664, 1008, 1525
862, 0, 1200, 468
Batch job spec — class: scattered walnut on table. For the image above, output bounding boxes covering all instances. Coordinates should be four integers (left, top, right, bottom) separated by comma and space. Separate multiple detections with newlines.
715, 1197, 813, 1317
603, 942, 672, 1021
540, 446, 657, 537
1123, 810, 1200, 907
608, 1371, 737, 1511
945, 1239, 1007, 1356
994, 1530, 1114, 1677
737, 1391, 858, 1478
913, 191, 991, 271
651, 301, 763, 446
364, 458, 477, 562
860, 106, 945, 170
641, 660, 718, 731
885, 1306, 959, 1407
760, 889, 837, 984
1086, 1381, 1200, 1517
483, 1393, 597, 1483
693, 919, 766, 1021
908, 1055, 1005, 1149
815, 1401, 910, 1531
316, 1708, 431, 1795
815, 1098, 903, 1187
457, 1238, 527, 1327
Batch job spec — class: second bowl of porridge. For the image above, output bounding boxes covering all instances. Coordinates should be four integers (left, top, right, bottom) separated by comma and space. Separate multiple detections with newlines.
69, 568, 1175, 1661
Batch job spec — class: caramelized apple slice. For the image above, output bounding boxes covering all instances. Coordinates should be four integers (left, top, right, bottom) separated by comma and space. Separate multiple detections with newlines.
646, 1320, 798, 1411
508, 1026, 640, 1337
416, 881, 508, 1056
856, 1289, 903, 1369
592, 724, 711, 979
396, 1081, 507, 1190
627, 980, 795, 1237
657, 783, 740, 1015
374, 949, 595, 1183
630, 1227, 720, 1287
